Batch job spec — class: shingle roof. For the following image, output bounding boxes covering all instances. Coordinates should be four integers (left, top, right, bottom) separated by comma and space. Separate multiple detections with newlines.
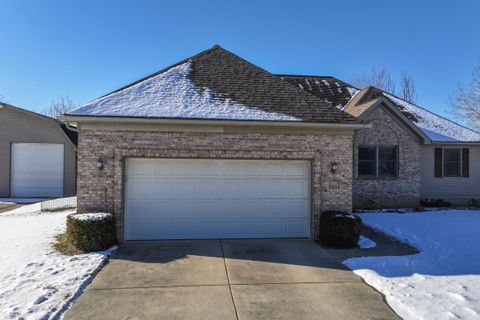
67, 46, 358, 124
285, 75, 480, 142
280, 75, 358, 110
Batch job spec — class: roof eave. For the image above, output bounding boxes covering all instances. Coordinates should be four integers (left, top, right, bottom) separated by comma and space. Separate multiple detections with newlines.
430, 140, 480, 145
60, 114, 371, 130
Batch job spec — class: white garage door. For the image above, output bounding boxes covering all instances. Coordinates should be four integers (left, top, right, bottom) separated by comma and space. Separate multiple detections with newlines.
11, 143, 64, 197
125, 159, 310, 240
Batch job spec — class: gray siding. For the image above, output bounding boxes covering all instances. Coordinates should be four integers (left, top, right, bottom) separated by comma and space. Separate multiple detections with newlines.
0, 105, 76, 197
421, 145, 480, 204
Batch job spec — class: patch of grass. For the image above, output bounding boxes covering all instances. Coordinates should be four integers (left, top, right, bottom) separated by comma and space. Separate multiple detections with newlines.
54, 233, 84, 256
42, 206, 76, 213
0, 203, 21, 214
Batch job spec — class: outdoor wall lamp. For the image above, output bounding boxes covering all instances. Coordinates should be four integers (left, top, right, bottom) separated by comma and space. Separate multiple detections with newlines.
96, 158, 105, 171
330, 161, 339, 174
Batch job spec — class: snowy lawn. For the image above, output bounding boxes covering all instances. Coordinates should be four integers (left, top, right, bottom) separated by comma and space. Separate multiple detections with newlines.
345, 210, 480, 320
0, 200, 116, 320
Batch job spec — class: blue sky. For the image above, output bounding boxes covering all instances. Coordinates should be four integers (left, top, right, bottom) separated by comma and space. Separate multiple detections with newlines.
1, 0, 479, 117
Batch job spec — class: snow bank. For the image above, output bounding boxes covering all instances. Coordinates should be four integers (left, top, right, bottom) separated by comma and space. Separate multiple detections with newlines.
68, 62, 300, 121
71, 212, 112, 221
0, 200, 116, 319
344, 210, 480, 320
358, 235, 376, 249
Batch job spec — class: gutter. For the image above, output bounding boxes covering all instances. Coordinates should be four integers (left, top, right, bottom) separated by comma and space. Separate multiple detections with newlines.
59, 115, 372, 130
431, 140, 480, 146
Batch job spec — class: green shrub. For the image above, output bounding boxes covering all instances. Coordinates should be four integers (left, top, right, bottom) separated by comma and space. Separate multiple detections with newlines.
468, 198, 480, 208
419, 198, 451, 208
319, 211, 362, 248
66, 213, 116, 252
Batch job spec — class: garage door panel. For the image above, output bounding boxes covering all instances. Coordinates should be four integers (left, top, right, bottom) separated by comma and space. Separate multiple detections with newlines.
174, 161, 197, 175
286, 221, 308, 235
243, 163, 264, 176
127, 159, 154, 175
284, 200, 309, 217
220, 180, 245, 196
286, 163, 308, 176
199, 162, 219, 176
263, 180, 284, 197
11, 143, 64, 197
174, 180, 196, 195
220, 161, 243, 176
264, 163, 285, 176
218, 201, 245, 217
285, 180, 309, 197
127, 179, 173, 198
242, 180, 267, 198
197, 181, 219, 197
125, 159, 310, 240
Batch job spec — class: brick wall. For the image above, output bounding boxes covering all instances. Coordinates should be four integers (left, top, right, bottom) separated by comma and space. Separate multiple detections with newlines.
353, 106, 421, 208
77, 129, 354, 241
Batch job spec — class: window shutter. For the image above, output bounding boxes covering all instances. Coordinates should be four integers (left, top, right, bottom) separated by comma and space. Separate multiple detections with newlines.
462, 148, 469, 177
434, 148, 443, 178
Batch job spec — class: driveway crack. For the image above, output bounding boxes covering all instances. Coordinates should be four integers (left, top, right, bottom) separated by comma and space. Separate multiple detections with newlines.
220, 240, 239, 320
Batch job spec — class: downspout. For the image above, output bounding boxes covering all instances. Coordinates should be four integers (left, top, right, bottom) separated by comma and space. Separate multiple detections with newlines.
65, 121, 78, 132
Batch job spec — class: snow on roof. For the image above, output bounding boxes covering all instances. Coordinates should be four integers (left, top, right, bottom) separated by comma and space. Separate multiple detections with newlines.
346, 87, 359, 97
68, 62, 300, 121
384, 93, 480, 142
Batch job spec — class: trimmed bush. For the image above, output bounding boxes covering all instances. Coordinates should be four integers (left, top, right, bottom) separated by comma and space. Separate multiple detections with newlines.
419, 198, 451, 208
319, 211, 362, 248
468, 198, 480, 208
66, 213, 116, 252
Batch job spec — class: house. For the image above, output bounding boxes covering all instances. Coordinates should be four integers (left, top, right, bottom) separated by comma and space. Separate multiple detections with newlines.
283, 76, 480, 208
61, 45, 480, 241
61, 45, 368, 241
0, 103, 77, 198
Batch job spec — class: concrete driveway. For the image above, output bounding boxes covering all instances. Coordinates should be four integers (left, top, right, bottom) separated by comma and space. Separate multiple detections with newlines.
65, 239, 400, 320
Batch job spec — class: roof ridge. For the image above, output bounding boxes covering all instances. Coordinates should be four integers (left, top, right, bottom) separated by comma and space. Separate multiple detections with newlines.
95, 45, 222, 100
277, 74, 335, 79
277, 74, 359, 90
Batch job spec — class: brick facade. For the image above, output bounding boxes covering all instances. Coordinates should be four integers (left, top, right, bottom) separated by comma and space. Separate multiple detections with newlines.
353, 106, 422, 208
77, 129, 354, 241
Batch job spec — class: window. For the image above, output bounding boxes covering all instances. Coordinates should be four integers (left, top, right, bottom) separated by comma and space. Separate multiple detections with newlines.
358, 147, 376, 176
434, 147, 469, 178
443, 149, 461, 177
358, 146, 398, 177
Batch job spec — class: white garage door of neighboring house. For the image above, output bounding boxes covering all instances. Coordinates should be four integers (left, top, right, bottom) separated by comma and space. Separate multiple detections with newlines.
11, 143, 64, 198
125, 159, 310, 240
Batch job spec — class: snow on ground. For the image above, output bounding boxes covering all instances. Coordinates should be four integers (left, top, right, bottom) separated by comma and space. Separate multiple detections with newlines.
358, 235, 376, 249
71, 212, 112, 221
344, 210, 480, 320
68, 61, 300, 121
0, 200, 116, 320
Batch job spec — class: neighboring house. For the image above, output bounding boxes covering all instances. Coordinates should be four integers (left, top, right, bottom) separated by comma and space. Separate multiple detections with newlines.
283, 76, 480, 208
0, 103, 77, 198
61, 45, 368, 241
